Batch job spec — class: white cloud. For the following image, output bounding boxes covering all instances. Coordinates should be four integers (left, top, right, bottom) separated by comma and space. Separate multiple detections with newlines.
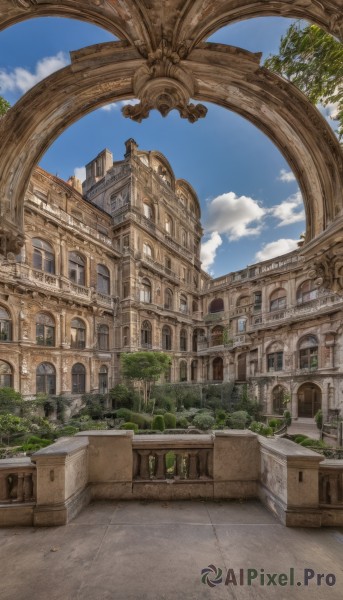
278, 169, 296, 183
74, 167, 86, 182
255, 238, 299, 262
205, 192, 266, 241
0, 52, 69, 95
101, 99, 140, 111
200, 231, 222, 272
101, 103, 118, 111
269, 190, 305, 227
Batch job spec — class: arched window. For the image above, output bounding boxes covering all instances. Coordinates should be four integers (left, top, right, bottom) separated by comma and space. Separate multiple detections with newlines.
272, 385, 286, 415
98, 324, 109, 351
0, 306, 12, 342
269, 288, 286, 312
71, 318, 86, 349
297, 280, 318, 305
140, 278, 152, 303
69, 252, 85, 285
143, 243, 153, 258
299, 335, 318, 370
72, 363, 86, 394
141, 320, 152, 348
32, 238, 55, 274
36, 313, 55, 346
143, 202, 153, 220
213, 357, 223, 381
211, 326, 224, 346
162, 325, 172, 351
97, 264, 110, 295
179, 360, 187, 382
192, 300, 199, 314
180, 328, 187, 352
164, 288, 173, 310
179, 294, 187, 314
191, 360, 198, 382
267, 342, 283, 372
165, 216, 173, 235
0, 360, 13, 387
209, 298, 224, 313
36, 362, 56, 395
99, 365, 108, 394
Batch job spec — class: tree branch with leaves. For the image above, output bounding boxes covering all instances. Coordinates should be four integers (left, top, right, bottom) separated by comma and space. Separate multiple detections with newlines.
265, 22, 343, 140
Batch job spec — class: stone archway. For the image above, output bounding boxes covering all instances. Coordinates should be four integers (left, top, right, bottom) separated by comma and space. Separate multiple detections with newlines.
297, 382, 322, 418
0, 0, 342, 273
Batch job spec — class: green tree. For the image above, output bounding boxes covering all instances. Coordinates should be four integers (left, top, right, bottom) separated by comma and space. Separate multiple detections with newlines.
265, 22, 343, 139
0, 387, 23, 415
121, 352, 172, 409
0, 96, 10, 117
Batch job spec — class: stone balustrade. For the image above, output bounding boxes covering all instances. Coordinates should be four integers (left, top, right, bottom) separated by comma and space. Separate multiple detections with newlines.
0, 458, 35, 504
319, 461, 343, 506
1, 432, 343, 528
132, 435, 213, 481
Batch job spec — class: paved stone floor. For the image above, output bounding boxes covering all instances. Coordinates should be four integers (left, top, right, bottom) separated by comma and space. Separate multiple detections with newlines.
1, 500, 343, 600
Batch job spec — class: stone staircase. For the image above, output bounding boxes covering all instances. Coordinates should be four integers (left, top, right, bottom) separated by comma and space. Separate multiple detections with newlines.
288, 418, 320, 440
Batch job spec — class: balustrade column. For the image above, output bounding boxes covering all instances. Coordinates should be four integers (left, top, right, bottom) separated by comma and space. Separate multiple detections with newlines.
137, 450, 150, 479
154, 451, 166, 479
329, 475, 339, 504
0, 473, 10, 502
23, 473, 34, 501
188, 451, 199, 479
16, 473, 24, 502
198, 450, 209, 479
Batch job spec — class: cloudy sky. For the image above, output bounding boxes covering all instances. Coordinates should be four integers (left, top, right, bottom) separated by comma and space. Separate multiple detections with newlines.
0, 16, 335, 277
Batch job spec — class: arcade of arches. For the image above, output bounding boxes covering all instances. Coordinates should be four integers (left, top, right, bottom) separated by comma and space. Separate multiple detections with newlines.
0, 1, 342, 422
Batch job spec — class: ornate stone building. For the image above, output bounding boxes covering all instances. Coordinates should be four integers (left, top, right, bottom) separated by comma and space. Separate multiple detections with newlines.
0, 139, 342, 422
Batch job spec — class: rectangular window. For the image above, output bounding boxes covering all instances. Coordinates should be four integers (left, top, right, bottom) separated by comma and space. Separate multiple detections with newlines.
267, 352, 283, 372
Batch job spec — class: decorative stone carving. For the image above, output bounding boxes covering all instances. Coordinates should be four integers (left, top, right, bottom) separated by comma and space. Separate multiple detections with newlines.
122, 41, 207, 123
307, 245, 343, 292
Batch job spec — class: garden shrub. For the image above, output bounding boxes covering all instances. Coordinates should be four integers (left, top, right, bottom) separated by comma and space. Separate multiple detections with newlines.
249, 421, 273, 436
283, 410, 292, 426
163, 412, 176, 428
315, 409, 323, 430
130, 412, 152, 429
116, 408, 132, 421
152, 415, 165, 431
175, 416, 189, 429
228, 410, 250, 429
120, 422, 138, 432
192, 413, 215, 431
294, 435, 308, 443
268, 418, 282, 430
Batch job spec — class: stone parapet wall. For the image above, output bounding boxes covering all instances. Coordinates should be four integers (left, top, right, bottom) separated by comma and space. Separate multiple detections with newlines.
0, 432, 343, 527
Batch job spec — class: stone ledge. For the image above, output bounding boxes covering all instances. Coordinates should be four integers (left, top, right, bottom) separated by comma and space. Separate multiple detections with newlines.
32, 436, 89, 457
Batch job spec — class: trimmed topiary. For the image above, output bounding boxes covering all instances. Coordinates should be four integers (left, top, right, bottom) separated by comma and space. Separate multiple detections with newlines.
116, 408, 133, 421
152, 415, 165, 431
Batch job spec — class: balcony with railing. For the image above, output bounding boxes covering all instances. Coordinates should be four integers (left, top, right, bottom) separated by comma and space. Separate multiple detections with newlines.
250, 291, 343, 330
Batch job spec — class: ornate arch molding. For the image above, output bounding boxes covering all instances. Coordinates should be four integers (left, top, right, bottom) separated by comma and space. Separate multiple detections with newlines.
0, 0, 342, 50
0, 41, 342, 258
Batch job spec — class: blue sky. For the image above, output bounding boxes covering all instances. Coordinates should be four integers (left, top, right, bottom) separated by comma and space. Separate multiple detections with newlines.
0, 16, 322, 276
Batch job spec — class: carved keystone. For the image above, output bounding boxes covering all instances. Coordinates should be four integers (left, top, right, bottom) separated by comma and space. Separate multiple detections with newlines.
123, 40, 207, 123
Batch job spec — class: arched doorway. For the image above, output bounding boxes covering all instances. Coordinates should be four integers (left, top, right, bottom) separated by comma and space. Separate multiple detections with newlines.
297, 383, 322, 418
213, 357, 223, 382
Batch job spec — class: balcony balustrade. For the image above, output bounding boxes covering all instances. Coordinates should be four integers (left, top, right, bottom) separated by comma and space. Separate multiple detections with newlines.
0, 460, 35, 504
319, 462, 343, 506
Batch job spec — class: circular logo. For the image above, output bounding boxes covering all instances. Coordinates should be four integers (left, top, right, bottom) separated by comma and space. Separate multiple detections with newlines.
201, 565, 223, 587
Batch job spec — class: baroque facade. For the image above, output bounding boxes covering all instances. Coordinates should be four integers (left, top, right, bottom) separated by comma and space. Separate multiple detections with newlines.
0, 139, 342, 421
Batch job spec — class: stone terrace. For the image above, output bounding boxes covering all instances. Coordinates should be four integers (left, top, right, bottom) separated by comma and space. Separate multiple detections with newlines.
1, 499, 343, 600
